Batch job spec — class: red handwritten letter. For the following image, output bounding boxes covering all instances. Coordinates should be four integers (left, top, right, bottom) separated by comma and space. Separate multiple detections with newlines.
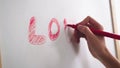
48, 18, 60, 41
64, 18, 67, 30
28, 17, 46, 45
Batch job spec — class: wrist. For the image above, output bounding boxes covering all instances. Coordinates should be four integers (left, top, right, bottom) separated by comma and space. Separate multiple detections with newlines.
97, 48, 120, 68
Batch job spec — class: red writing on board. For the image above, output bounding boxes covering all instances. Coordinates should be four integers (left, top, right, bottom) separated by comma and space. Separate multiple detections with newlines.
28, 16, 67, 45
48, 18, 60, 41
28, 17, 46, 45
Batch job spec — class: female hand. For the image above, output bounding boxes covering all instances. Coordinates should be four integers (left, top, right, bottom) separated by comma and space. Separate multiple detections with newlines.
77, 16, 106, 59
75, 16, 120, 68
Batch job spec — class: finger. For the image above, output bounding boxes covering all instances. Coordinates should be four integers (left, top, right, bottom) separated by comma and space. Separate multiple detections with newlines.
79, 16, 90, 25
73, 29, 85, 43
76, 16, 89, 26
73, 30, 80, 43
77, 25, 96, 39
88, 16, 103, 30
79, 16, 103, 30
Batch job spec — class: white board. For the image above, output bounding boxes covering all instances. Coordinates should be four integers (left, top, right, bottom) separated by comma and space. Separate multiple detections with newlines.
0, 0, 115, 68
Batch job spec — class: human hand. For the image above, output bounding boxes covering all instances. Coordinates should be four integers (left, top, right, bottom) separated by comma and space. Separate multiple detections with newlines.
74, 16, 107, 59
72, 16, 120, 68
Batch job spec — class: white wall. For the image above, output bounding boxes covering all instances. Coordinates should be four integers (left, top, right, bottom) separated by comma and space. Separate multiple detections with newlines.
0, 0, 115, 68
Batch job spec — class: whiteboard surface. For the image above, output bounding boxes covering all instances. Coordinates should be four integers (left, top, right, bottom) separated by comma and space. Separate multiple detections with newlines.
0, 0, 115, 68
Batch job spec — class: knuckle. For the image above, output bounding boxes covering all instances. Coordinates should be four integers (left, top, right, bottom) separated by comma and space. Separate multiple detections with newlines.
82, 26, 89, 33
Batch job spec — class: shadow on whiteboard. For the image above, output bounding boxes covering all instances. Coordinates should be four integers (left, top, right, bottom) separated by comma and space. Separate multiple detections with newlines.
53, 27, 90, 68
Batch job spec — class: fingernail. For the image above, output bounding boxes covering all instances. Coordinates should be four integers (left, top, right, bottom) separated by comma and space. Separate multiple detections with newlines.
77, 25, 86, 34
77, 25, 82, 30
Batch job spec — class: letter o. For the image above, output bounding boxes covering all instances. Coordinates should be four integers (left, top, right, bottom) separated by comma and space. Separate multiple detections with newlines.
48, 18, 60, 41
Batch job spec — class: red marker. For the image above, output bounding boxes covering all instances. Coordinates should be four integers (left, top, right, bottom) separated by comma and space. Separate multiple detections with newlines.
67, 24, 120, 40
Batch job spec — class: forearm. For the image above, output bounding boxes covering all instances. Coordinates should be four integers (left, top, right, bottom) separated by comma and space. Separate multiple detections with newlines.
98, 48, 120, 68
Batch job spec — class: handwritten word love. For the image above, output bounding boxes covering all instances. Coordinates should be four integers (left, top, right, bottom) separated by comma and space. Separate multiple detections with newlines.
28, 16, 67, 45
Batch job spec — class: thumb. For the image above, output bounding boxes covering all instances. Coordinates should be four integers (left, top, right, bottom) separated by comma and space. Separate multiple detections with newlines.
77, 25, 95, 38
